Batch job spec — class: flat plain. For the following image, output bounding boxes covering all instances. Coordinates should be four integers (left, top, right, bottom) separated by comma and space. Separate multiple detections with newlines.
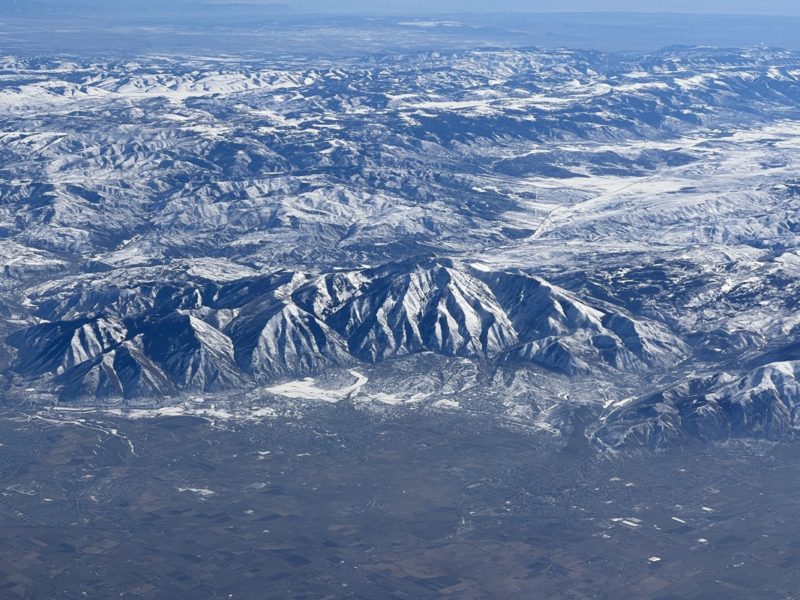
0, 408, 798, 599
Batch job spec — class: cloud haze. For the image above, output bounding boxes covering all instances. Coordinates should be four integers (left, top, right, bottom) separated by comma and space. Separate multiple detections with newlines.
280, 0, 800, 15
9, 0, 800, 15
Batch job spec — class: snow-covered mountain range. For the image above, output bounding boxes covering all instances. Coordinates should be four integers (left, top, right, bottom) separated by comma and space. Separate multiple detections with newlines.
3, 45, 800, 449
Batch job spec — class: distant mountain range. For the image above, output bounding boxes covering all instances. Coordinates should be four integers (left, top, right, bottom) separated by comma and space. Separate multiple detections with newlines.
2, 44, 800, 449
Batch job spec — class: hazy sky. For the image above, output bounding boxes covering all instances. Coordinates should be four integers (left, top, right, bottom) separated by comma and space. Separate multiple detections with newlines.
15, 0, 800, 16
285, 0, 800, 15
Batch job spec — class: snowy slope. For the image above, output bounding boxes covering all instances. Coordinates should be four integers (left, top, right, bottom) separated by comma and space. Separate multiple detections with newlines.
2, 45, 800, 447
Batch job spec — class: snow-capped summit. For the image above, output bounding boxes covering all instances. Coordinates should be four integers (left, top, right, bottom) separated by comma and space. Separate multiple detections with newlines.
2, 44, 800, 448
